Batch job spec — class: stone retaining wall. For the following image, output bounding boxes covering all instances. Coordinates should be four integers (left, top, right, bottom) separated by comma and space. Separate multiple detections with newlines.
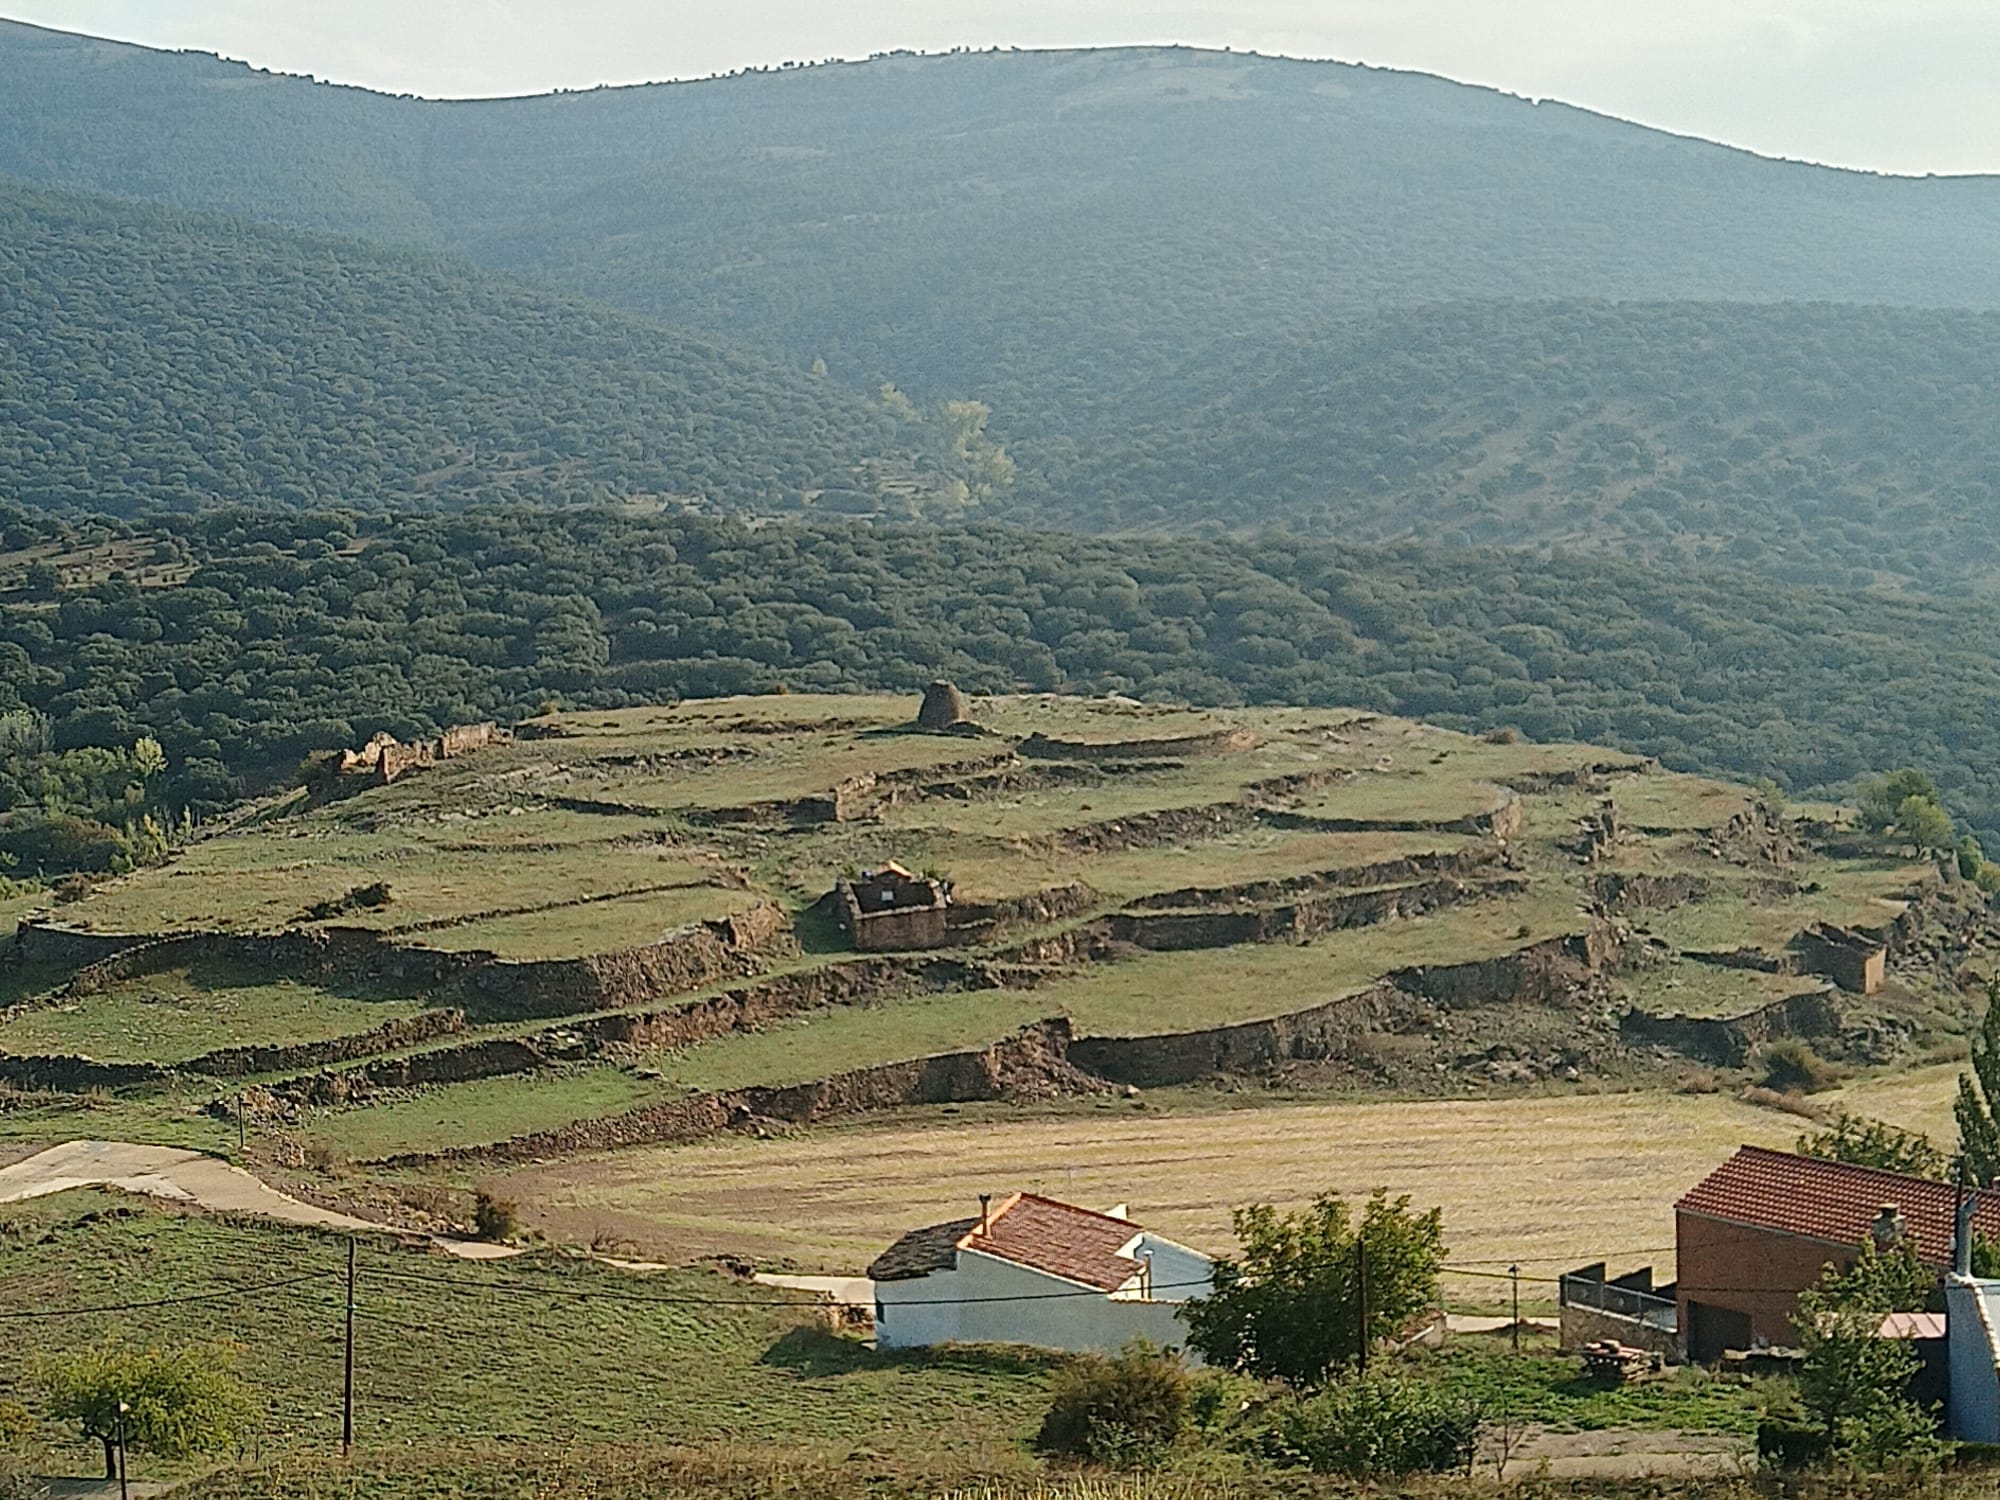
1620, 988, 1844, 1068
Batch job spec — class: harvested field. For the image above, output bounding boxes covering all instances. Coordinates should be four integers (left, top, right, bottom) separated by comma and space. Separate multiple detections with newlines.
491, 1089, 1808, 1278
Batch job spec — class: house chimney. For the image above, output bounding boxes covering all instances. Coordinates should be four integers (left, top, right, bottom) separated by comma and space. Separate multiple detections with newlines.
1957, 1193, 1979, 1277
1871, 1204, 1906, 1252
978, 1193, 991, 1236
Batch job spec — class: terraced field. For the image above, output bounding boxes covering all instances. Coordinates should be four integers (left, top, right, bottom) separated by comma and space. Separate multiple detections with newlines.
0, 691, 1981, 1258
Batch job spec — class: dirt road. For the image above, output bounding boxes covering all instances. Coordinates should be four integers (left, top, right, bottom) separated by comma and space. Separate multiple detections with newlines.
0, 1140, 520, 1259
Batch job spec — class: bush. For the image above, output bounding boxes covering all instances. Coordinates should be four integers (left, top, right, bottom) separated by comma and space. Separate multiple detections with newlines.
1270, 1373, 1480, 1476
473, 1191, 519, 1242
1758, 1038, 1838, 1093
1758, 1416, 1834, 1470
1035, 1341, 1190, 1467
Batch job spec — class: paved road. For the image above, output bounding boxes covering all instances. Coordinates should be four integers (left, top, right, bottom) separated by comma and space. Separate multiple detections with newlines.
0, 1139, 520, 1259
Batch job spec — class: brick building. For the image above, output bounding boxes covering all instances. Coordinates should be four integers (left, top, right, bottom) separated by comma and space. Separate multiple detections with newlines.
1677, 1146, 2000, 1361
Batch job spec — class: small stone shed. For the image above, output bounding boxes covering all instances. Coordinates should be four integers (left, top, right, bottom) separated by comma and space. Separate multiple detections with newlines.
835, 862, 953, 952
1794, 922, 1888, 995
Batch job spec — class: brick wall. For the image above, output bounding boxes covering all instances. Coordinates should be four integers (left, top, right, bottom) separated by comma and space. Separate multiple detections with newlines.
1676, 1210, 1855, 1359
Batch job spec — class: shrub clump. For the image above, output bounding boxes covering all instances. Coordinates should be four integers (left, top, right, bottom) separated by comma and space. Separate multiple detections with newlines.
1268, 1373, 1480, 1477
1034, 1341, 1190, 1467
473, 1191, 520, 1243
1758, 1038, 1839, 1093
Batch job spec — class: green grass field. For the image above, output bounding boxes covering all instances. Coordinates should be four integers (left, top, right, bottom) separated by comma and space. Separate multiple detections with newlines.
0, 1191, 1050, 1484
0, 963, 431, 1063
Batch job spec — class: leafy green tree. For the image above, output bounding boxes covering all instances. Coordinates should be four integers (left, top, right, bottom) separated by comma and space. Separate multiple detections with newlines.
1795, 1114, 1948, 1181
1898, 794, 1956, 854
1793, 1242, 1942, 1467
1958, 980, 2000, 1188
1183, 1190, 1444, 1389
38, 1342, 250, 1480
1857, 770, 1940, 833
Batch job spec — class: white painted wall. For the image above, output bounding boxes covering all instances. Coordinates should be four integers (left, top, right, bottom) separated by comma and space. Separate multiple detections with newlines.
874, 1244, 1211, 1355
1947, 1276, 2000, 1443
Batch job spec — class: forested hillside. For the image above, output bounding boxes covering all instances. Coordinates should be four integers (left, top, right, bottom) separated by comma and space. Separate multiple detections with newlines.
0, 182, 991, 515
8, 504, 2000, 848
8, 23, 2000, 579
1022, 300, 2000, 590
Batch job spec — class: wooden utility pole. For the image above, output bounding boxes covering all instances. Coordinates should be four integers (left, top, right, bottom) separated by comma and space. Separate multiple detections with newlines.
342, 1238, 356, 1455
1510, 1264, 1521, 1353
1355, 1237, 1369, 1375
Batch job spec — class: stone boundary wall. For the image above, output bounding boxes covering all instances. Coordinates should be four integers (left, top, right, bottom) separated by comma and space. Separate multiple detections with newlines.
1070, 985, 1405, 1087
1590, 873, 1711, 916
186, 1009, 467, 1079
1127, 848, 1502, 912
379, 916, 1630, 1164
376, 1020, 1088, 1166
1620, 988, 1844, 1068
1000, 876, 1525, 965
943, 882, 1101, 944
1388, 924, 1619, 1010
0, 1053, 173, 1091
1020, 728, 1259, 761
687, 750, 1021, 829
1558, 1303, 1680, 1360
260, 954, 1018, 1108
458, 901, 794, 1021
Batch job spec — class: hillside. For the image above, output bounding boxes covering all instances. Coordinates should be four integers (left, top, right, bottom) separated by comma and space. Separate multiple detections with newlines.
2, 692, 1970, 1175
10, 28, 2000, 583
0, 181, 983, 516
9, 505, 2000, 855
2, 692, 1987, 1490
1021, 299, 2000, 590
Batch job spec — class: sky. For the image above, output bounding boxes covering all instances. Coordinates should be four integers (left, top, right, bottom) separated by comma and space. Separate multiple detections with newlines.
2, 0, 1994, 176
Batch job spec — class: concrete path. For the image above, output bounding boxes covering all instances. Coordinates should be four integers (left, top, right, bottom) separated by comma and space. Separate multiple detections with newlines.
0, 1140, 519, 1259
1446, 1313, 1560, 1335
754, 1272, 874, 1305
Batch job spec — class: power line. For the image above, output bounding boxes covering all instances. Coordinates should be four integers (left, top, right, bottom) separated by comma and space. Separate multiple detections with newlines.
0, 1271, 332, 1322
360, 1263, 1219, 1306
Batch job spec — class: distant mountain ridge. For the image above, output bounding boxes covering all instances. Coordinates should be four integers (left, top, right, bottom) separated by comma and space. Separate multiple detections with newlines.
11, 22, 2000, 585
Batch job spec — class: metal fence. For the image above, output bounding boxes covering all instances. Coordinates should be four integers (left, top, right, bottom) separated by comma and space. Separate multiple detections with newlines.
1560, 1272, 1678, 1333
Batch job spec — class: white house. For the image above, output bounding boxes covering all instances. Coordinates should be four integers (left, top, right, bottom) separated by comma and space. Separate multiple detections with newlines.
866, 1192, 1214, 1355
1947, 1275, 2000, 1442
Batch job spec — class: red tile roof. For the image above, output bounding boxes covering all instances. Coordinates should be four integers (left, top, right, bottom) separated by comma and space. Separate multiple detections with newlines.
1677, 1146, 2000, 1266
963, 1194, 1146, 1291
868, 1193, 1149, 1290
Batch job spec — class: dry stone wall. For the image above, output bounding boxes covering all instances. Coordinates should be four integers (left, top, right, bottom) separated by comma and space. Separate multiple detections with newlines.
1620, 988, 1844, 1067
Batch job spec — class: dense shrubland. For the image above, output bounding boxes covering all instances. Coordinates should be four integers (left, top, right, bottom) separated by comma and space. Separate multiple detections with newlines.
9, 505, 2000, 852
0, 183, 1001, 518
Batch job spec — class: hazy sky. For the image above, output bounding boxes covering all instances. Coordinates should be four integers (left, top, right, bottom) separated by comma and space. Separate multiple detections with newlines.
4, 1, 1994, 176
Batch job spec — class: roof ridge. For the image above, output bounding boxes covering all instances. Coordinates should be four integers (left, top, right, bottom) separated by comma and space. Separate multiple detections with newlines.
956, 1191, 1025, 1250
1012, 1190, 1148, 1228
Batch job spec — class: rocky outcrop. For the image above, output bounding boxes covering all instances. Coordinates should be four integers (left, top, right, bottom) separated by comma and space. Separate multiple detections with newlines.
1387, 925, 1620, 1009
1621, 988, 1844, 1067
